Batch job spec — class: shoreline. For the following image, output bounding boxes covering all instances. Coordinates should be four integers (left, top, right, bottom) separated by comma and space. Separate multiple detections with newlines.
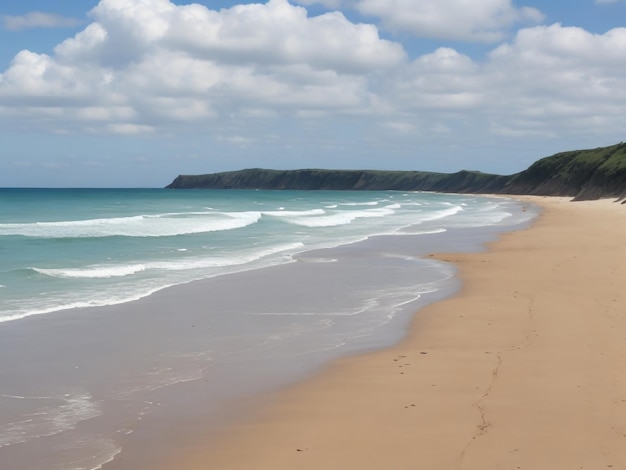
165, 196, 625, 469
2, 192, 537, 470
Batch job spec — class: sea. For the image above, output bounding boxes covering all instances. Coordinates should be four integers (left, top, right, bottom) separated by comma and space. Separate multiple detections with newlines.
0, 188, 538, 469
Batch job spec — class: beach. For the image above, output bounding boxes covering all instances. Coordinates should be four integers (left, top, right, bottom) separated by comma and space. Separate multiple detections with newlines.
167, 196, 626, 470
1, 190, 537, 470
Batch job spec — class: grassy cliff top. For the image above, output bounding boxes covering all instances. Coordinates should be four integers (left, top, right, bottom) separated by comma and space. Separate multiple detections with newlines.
167, 143, 626, 201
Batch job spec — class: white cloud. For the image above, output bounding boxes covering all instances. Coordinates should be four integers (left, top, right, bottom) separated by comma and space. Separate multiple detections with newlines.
1, 12, 81, 31
387, 47, 486, 115
381, 23, 626, 138
0, 0, 404, 135
0, 50, 99, 104
164, 0, 404, 72
288, 0, 345, 8
485, 24, 626, 135
106, 123, 155, 135
0, 1, 625, 150
354, 0, 544, 42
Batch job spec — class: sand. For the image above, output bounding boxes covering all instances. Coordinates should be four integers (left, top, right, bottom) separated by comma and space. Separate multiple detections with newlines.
166, 196, 626, 470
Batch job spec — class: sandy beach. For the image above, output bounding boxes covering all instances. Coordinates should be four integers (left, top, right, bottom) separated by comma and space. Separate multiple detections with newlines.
164, 196, 626, 470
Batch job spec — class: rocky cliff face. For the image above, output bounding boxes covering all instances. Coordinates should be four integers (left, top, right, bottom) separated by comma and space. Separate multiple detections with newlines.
500, 143, 626, 200
166, 143, 626, 201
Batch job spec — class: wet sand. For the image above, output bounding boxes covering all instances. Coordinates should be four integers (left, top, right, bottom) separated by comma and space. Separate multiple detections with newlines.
167, 196, 626, 470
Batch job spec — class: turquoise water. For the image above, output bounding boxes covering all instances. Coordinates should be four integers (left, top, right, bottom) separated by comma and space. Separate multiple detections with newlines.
0, 188, 538, 470
0, 188, 532, 322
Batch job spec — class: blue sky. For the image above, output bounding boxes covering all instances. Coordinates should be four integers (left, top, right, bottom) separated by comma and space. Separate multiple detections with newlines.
1, 0, 625, 187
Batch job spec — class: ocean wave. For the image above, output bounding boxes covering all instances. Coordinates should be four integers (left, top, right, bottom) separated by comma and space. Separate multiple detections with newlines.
284, 206, 396, 228
0, 390, 101, 449
437, 201, 522, 229
145, 242, 305, 271
33, 264, 147, 279
30, 243, 305, 280
0, 287, 171, 323
417, 205, 464, 222
339, 201, 380, 206
0, 211, 262, 238
56, 440, 121, 470
262, 209, 326, 217
2, 242, 306, 323
396, 227, 448, 235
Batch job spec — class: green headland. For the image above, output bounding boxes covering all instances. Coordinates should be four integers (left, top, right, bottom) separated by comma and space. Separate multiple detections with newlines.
167, 143, 626, 201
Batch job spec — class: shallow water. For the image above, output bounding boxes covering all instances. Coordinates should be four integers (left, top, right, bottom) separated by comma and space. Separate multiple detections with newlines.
0, 189, 538, 469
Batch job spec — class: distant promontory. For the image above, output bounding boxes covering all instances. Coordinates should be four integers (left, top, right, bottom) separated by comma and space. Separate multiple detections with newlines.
166, 143, 626, 201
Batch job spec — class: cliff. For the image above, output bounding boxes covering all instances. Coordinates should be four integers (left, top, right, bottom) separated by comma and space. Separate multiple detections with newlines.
167, 168, 511, 192
166, 143, 626, 201
499, 142, 626, 200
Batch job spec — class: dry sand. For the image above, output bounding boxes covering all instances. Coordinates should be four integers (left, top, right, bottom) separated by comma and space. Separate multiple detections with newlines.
167, 196, 625, 470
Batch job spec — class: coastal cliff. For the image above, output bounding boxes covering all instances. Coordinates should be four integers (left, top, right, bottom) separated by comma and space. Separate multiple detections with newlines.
167, 143, 626, 200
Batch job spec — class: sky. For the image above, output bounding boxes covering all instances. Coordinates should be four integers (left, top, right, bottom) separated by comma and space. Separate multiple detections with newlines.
1, 0, 625, 187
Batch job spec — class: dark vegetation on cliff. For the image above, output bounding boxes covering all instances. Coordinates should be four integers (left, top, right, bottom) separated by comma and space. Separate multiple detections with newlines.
167, 143, 626, 201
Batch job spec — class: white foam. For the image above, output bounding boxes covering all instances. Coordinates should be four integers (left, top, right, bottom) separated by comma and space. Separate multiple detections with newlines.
287, 212, 359, 227
33, 264, 146, 279
0, 211, 262, 238
297, 257, 338, 264
2, 242, 306, 323
262, 209, 326, 217
0, 285, 173, 323
415, 205, 464, 223
0, 390, 101, 449
145, 242, 305, 272
43, 436, 121, 470
286, 206, 396, 228
396, 227, 448, 235
340, 201, 379, 206
31, 243, 305, 280
78, 443, 122, 470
